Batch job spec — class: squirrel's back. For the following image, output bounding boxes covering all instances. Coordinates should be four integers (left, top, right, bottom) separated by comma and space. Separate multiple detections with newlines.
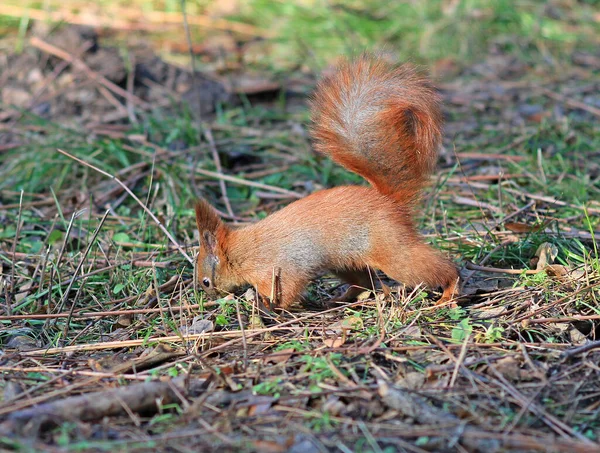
310, 54, 442, 204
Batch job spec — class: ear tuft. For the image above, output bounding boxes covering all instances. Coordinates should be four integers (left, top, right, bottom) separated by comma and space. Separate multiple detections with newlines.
195, 199, 222, 235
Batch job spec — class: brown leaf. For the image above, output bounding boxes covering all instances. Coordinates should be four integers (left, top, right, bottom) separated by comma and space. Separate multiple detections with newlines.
492, 356, 526, 381
329, 316, 364, 332
179, 316, 214, 335
395, 371, 425, 389
250, 440, 289, 453
263, 348, 294, 365
505, 222, 543, 233
116, 314, 133, 327
535, 242, 558, 270
323, 334, 346, 348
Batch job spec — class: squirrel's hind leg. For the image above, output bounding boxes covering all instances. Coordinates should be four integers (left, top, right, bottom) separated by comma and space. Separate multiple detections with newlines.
378, 244, 459, 307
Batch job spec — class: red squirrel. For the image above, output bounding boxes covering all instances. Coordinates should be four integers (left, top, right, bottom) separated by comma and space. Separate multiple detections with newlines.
194, 54, 459, 308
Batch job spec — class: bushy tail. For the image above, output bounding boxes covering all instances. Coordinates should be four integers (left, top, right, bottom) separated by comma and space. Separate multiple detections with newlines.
310, 54, 442, 204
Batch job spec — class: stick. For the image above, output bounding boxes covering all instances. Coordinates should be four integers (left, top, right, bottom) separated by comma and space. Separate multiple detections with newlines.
194, 166, 304, 198
465, 262, 540, 275
0, 376, 207, 436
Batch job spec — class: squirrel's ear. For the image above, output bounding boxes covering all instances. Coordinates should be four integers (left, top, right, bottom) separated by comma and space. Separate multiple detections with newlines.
202, 230, 218, 253
195, 199, 221, 234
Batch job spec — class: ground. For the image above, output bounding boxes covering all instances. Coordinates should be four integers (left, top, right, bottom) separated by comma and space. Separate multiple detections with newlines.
0, 1, 599, 452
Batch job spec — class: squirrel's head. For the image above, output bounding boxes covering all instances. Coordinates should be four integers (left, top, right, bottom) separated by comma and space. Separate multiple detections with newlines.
194, 200, 233, 299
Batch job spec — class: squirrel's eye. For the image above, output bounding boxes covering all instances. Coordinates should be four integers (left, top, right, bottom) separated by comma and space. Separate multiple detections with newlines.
202, 278, 211, 288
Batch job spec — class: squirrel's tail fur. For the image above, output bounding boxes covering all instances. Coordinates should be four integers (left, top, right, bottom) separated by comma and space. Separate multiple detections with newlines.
310, 54, 442, 204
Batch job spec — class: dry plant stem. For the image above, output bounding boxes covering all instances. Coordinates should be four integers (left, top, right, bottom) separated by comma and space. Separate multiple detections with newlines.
57, 148, 193, 264
426, 333, 478, 389
126, 54, 137, 123
20, 328, 294, 356
204, 126, 235, 218
59, 210, 110, 340
0, 366, 165, 382
194, 166, 304, 198
450, 333, 470, 388
465, 262, 540, 275
560, 340, 600, 360
541, 87, 600, 117
7, 190, 23, 315
528, 314, 600, 324
235, 298, 248, 372
0, 254, 172, 294
492, 200, 536, 230
46, 211, 79, 314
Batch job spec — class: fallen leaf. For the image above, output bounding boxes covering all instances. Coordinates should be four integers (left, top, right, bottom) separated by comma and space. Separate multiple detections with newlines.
329, 316, 364, 332
395, 371, 425, 389
323, 333, 346, 348
471, 305, 507, 320
263, 348, 294, 365
492, 356, 523, 381
569, 328, 587, 344
180, 316, 214, 335
505, 222, 543, 233
322, 396, 346, 416
402, 325, 422, 339
116, 314, 133, 327
535, 242, 558, 270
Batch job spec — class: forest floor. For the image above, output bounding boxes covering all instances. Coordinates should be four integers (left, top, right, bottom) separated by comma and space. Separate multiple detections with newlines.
1, 1, 599, 452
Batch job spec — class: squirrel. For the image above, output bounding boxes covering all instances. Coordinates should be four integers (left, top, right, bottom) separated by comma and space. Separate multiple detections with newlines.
194, 53, 459, 309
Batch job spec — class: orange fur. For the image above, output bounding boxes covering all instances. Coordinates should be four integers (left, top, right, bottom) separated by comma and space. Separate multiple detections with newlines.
194, 54, 459, 308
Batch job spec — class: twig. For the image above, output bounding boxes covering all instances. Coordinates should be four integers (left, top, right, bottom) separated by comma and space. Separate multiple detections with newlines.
7, 190, 24, 315
57, 148, 193, 264
450, 333, 470, 388
528, 315, 600, 325
452, 196, 503, 213
455, 152, 525, 162
0, 376, 207, 436
0, 303, 213, 321
560, 340, 600, 360
465, 262, 540, 275
5, 40, 94, 127
126, 53, 137, 123
541, 87, 600, 118
234, 297, 249, 372
194, 166, 304, 198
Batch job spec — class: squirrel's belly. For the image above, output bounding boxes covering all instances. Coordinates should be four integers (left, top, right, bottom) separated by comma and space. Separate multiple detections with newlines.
271, 224, 371, 273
